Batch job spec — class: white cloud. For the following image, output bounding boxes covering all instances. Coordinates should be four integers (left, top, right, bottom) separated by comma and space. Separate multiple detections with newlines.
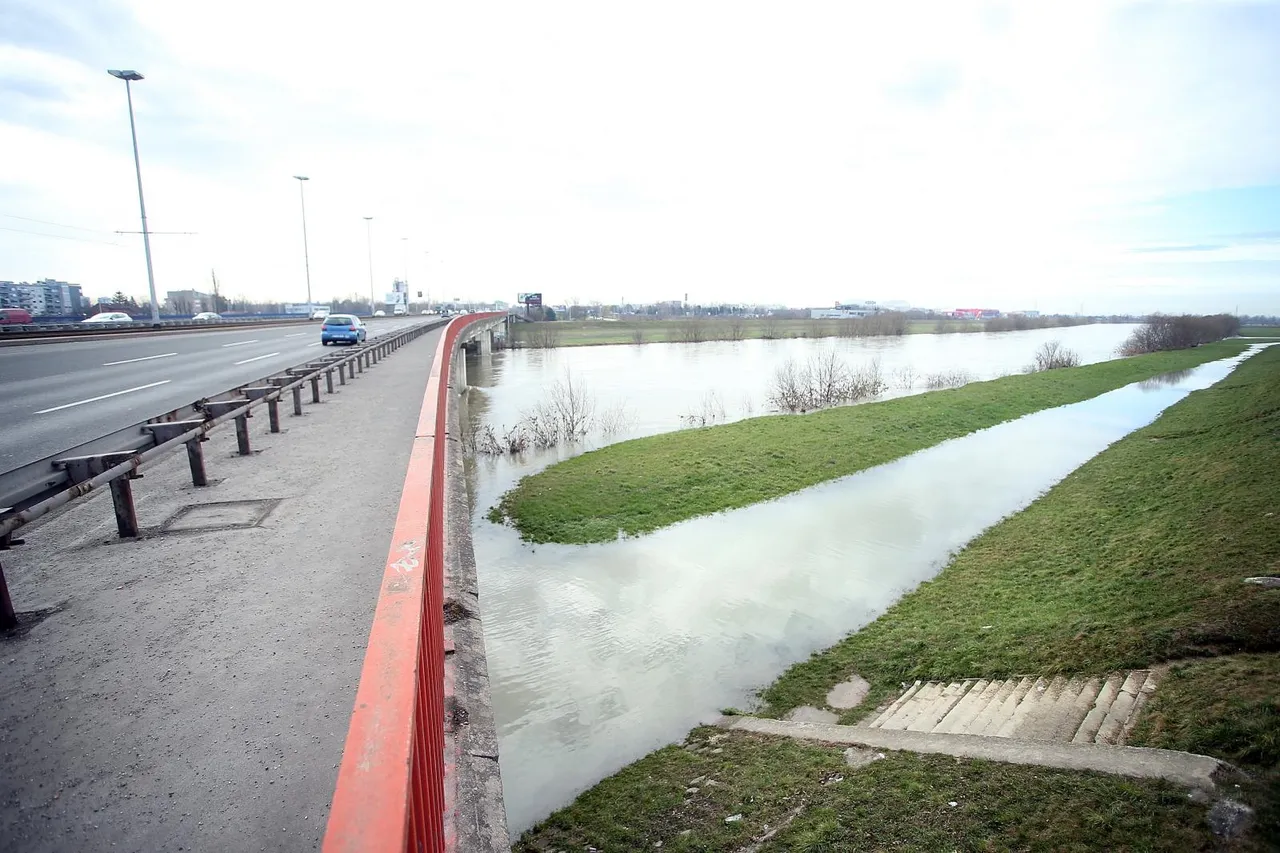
2, 0, 1278, 312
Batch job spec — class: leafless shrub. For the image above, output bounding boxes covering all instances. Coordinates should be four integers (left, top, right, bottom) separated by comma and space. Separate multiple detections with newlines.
768, 352, 886, 412
681, 391, 727, 428
545, 370, 595, 438
761, 314, 781, 340
1120, 314, 1240, 355
679, 317, 707, 343
597, 402, 635, 436
518, 322, 562, 348
924, 369, 974, 390
1028, 340, 1081, 372
892, 365, 918, 390
985, 315, 1088, 332
470, 423, 530, 455
837, 312, 910, 338
727, 315, 745, 341
631, 327, 645, 345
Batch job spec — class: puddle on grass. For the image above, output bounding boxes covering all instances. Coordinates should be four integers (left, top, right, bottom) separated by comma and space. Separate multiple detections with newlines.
477, 347, 1262, 833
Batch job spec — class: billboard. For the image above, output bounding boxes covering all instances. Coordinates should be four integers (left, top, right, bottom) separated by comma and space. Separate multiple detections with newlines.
517, 292, 543, 306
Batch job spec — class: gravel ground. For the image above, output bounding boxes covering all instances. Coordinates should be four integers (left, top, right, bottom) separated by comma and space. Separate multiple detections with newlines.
0, 327, 443, 852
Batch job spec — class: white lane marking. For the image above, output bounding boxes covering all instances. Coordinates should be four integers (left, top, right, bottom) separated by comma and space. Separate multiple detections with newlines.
36, 380, 171, 414
221, 339, 259, 348
102, 352, 177, 366
234, 351, 281, 366
284, 332, 306, 338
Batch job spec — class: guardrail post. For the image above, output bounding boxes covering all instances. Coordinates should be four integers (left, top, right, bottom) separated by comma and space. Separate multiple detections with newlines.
0, 562, 16, 631
356, 355, 365, 374
326, 369, 336, 393
235, 414, 252, 455
186, 437, 208, 487
109, 475, 140, 538
338, 365, 347, 386
267, 399, 281, 433
292, 386, 303, 416
310, 375, 321, 402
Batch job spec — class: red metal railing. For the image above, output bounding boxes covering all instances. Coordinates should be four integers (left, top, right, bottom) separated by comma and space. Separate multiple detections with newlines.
323, 313, 504, 853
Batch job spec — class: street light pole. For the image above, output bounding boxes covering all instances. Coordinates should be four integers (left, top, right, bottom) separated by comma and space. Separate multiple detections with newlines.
364, 217, 375, 315
293, 176, 313, 307
107, 69, 160, 325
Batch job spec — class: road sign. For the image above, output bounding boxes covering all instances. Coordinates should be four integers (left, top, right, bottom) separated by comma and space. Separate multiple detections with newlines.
518, 292, 542, 307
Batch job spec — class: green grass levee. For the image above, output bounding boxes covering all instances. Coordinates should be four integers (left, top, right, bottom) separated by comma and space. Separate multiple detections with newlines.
516, 729, 1237, 852
496, 342, 1251, 544
761, 343, 1279, 716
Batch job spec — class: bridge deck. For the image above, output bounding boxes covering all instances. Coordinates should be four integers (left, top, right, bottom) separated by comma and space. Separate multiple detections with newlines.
0, 326, 445, 852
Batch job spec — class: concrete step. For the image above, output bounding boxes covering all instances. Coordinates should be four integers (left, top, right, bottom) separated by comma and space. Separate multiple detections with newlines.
877, 681, 943, 730
971, 676, 1032, 737
720, 715, 1224, 791
864, 680, 922, 728
1095, 671, 1150, 745
864, 670, 1159, 745
934, 678, 998, 734
1072, 675, 1122, 744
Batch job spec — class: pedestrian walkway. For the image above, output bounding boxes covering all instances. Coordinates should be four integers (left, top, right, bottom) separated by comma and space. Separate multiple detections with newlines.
719, 709, 1223, 791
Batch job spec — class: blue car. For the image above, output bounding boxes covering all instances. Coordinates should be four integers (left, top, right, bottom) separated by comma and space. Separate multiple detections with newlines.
320, 314, 368, 345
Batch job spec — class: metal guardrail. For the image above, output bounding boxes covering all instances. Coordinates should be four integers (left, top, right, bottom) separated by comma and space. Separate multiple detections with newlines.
323, 312, 504, 853
0, 318, 448, 629
0, 315, 318, 341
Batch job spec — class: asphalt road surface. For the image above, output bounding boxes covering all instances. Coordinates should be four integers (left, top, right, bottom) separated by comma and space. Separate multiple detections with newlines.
0, 317, 435, 472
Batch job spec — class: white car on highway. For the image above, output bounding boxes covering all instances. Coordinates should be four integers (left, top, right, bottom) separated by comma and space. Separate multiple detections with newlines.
192, 312, 222, 321
82, 312, 133, 324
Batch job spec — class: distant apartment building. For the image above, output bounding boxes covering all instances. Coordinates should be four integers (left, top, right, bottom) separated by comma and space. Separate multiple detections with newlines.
0, 279, 84, 316
165, 290, 214, 313
810, 300, 881, 319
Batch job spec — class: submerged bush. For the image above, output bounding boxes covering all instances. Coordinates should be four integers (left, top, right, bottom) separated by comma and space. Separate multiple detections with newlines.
769, 351, 886, 412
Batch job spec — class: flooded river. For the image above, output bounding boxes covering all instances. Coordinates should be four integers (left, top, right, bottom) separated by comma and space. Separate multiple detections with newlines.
460, 326, 1249, 832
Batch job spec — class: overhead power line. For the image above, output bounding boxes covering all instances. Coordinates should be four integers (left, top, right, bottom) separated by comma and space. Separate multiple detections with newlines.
0, 225, 122, 246
0, 213, 118, 235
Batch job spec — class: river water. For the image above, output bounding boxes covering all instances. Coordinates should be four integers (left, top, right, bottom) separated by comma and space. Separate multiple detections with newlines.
460, 326, 1248, 833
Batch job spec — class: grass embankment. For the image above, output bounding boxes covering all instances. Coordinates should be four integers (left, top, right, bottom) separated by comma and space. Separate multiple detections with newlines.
515, 317, 976, 347
495, 341, 1250, 544
518, 344, 1279, 851
1241, 326, 1280, 337
518, 730, 1243, 852
762, 344, 1279, 714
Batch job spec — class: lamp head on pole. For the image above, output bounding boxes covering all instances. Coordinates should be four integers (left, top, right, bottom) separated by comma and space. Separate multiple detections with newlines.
293, 175, 309, 182
107, 69, 144, 81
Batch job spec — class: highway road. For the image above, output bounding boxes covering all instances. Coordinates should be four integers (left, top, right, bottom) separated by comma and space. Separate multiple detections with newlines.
0, 317, 437, 472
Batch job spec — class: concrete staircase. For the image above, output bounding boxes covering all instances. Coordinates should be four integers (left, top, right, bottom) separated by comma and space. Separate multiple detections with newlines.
862, 671, 1159, 746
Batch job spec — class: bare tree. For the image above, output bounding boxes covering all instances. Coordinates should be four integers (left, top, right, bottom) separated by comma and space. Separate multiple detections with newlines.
1029, 340, 1081, 371
761, 314, 781, 340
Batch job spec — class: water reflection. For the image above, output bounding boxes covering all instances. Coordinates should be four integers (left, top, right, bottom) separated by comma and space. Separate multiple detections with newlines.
1138, 368, 1193, 390
474, 350, 1257, 833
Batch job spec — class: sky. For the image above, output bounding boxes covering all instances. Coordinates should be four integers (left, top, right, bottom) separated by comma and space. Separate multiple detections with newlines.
2, 1, 1278, 315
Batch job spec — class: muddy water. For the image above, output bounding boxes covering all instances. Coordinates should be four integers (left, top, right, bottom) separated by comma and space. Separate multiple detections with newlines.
463, 334, 1252, 833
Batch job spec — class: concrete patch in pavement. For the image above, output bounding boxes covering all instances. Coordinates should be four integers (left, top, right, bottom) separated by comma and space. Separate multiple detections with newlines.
158, 498, 281, 534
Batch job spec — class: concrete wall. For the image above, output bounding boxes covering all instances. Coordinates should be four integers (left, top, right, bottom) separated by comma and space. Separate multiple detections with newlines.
443, 340, 510, 851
